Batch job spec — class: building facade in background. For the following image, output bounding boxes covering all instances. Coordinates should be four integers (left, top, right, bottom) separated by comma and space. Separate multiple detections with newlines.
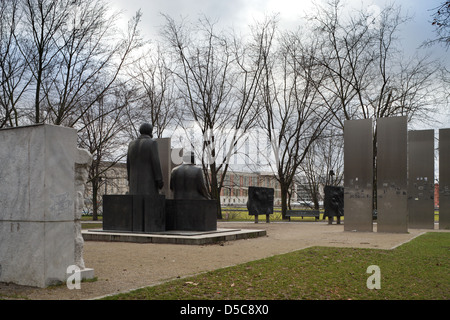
84, 162, 299, 213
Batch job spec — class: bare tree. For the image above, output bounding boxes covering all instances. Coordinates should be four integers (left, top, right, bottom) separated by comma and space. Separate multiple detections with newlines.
44, 2, 143, 127
17, 0, 71, 123
126, 44, 178, 139
259, 28, 332, 219
161, 14, 269, 218
426, 1, 450, 50
0, 0, 31, 127
77, 81, 138, 220
310, 0, 439, 126
310, 0, 441, 212
298, 130, 344, 210
161, 15, 233, 220
8, 0, 142, 127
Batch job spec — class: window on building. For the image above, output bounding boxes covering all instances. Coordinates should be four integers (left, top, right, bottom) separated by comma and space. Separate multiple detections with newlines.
224, 174, 230, 186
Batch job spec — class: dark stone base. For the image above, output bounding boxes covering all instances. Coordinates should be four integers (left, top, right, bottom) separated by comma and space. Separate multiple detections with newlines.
103, 196, 217, 233
166, 199, 217, 231
83, 228, 266, 245
103, 195, 166, 232
103, 195, 133, 232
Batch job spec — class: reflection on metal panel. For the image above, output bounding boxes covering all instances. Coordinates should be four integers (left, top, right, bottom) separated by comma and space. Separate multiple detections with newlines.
439, 129, 450, 229
377, 116, 408, 233
408, 130, 434, 229
344, 119, 373, 232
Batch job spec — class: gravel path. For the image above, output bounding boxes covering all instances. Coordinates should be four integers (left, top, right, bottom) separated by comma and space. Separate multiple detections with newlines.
0, 221, 442, 300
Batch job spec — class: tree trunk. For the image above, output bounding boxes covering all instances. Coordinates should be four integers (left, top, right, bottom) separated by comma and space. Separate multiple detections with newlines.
287, 190, 292, 210
372, 126, 378, 219
92, 178, 99, 221
312, 189, 320, 210
280, 183, 289, 220
209, 164, 223, 220
34, 58, 42, 123
215, 197, 222, 220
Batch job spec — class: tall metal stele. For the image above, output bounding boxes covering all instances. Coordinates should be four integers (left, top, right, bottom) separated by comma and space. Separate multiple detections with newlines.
344, 118, 374, 232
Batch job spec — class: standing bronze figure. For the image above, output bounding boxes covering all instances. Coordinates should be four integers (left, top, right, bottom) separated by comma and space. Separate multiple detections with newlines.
127, 123, 164, 195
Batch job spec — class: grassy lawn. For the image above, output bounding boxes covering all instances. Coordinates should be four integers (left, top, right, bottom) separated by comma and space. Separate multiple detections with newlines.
81, 208, 440, 223
81, 215, 102, 221
81, 223, 103, 229
215, 207, 441, 222
80, 208, 325, 224
220, 207, 325, 222
102, 232, 449, 300
220, 208, 441, 222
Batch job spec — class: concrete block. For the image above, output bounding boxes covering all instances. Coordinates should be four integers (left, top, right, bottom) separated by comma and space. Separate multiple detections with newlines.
103, 194, 166, 232
0, 124, 91, 288
166, 199, 217, 231
0, 125, 76, 222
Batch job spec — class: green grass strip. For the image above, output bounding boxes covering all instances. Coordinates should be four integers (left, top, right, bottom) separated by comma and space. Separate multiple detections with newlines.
103, 232, 449, 300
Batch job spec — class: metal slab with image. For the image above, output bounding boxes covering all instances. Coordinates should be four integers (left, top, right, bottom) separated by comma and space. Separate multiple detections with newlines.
440, 129, 450, 229
344, 118, 374, 232
408, 130, 435, 229
377, 116, 408, 233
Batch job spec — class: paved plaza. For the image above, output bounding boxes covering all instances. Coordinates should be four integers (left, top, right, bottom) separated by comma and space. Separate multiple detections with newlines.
0, 221, 445, 300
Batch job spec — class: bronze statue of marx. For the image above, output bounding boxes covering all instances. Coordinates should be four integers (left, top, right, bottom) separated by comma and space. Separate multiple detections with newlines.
127, 123, 164, 195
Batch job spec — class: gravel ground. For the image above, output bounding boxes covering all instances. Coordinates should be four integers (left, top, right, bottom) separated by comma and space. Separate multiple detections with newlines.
0, 221, 444, 300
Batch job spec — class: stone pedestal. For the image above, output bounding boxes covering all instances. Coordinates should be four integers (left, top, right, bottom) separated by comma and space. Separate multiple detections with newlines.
103, 194, 166, 233
0, 124, 93, 288
103, 195, 134, 231
143, 195, 166, 232
165, 199, 217, 231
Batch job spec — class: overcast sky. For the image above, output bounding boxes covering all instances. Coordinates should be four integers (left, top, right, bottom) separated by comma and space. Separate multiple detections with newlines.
110, 0, 445, 50
110, 0, 449, 129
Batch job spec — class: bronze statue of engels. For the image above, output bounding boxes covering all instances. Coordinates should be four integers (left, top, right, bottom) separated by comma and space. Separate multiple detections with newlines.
127, 123, 164, 195
170, 151, 209, 200
166, 150, 216, 231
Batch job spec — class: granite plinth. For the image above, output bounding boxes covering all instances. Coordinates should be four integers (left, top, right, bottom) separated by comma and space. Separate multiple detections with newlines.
165, 199, 217, 231
102, 194, 166, 233
83, 228, 266, 245
0, 124, 94, 288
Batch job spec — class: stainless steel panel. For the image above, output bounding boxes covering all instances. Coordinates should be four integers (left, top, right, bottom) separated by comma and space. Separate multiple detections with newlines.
344, 119, 373, 232
439, 129, 450, 229
377, 116, 408, 233
408, 130, 435, 229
